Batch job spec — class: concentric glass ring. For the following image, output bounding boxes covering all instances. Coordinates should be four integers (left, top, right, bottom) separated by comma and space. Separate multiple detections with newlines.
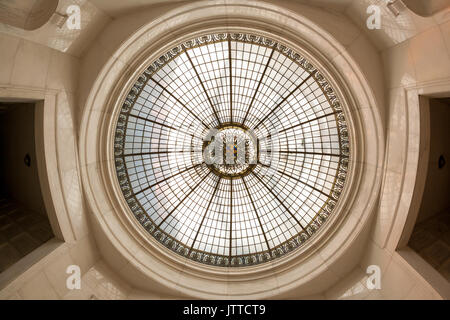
114, 32, 350, 267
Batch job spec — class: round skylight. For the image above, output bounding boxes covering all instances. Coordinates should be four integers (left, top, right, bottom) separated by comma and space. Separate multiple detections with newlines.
114, 33, 350, 267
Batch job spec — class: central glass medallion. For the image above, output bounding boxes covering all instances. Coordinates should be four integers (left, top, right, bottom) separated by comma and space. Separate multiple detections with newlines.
203, 124, 258, 178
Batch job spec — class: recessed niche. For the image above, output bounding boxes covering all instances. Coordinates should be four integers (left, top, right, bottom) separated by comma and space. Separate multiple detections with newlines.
408, 97, 450, 281
0, 103, 54, 273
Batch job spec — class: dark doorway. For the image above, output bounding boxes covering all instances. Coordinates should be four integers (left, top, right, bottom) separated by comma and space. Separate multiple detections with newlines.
0, 102, 54, 273
408, 97, 450, 282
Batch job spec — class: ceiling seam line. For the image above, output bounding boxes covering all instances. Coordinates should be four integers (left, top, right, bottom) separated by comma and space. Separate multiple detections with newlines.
242, 44, 276, 126
133, 163, 202, 196
254, 73, 313, 130
229, 178, 233, 261
151, 77, 211, 130
258, 162, 330, 198
185, 50, 222, 126
251, 171, 306, 232
188, 177, 222, 255
228, 36, 233, 123
157, 171, 212, 228
242, 177, 272, 253
277, 111, 340, 134
127, 113, 203, 141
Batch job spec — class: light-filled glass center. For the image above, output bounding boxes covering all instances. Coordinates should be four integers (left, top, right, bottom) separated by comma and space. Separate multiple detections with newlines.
203, 126, 258, 178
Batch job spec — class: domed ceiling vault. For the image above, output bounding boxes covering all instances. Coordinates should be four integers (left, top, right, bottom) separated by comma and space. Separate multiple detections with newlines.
114, 32, 350, 267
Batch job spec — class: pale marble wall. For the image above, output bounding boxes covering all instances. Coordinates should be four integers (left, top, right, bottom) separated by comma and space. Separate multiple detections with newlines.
0, 237, 98, 299
353, 7, 450, 300
63, 260, 130, 300
0, 28, 90, 238
0, 0, 111, 57
310, 0, 450, 300
325, 242, 442, 299
61, 258, 186, 300
0, 30, 100, 298
346, 0, 450, 51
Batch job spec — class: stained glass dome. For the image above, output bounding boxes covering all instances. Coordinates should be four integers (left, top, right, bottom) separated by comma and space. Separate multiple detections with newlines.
113, 33, 350, 267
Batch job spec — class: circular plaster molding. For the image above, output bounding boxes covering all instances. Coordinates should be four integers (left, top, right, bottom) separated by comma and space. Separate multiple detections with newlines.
79, 0, 384, 298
